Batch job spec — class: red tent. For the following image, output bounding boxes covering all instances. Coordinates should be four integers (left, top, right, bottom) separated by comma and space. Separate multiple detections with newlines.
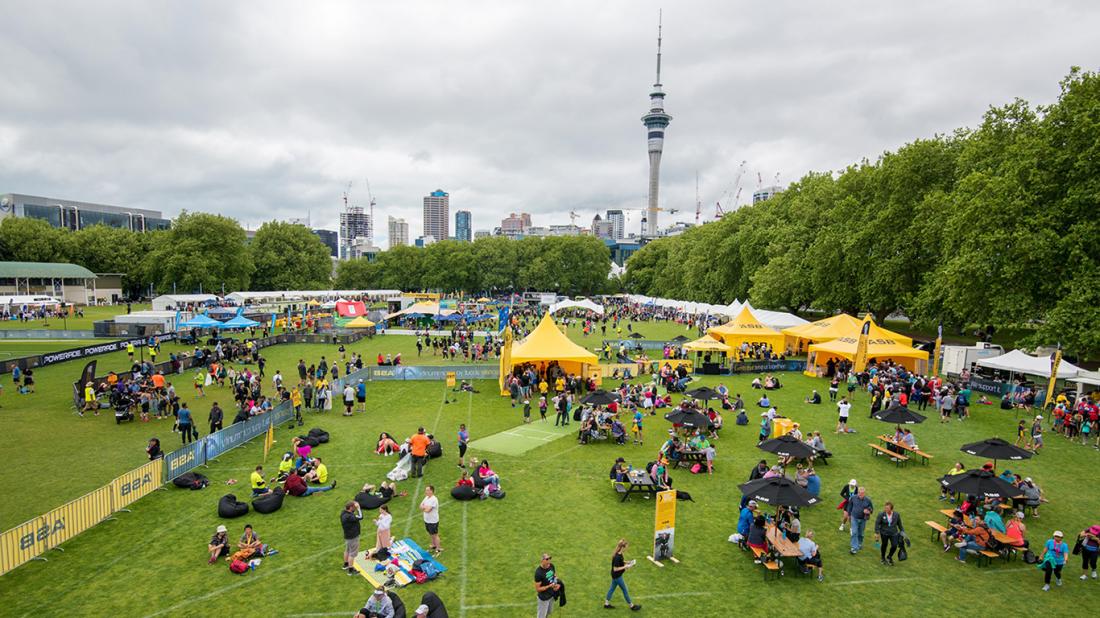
336, 300, 367, 318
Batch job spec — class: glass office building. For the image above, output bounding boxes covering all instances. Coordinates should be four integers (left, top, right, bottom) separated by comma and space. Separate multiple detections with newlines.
0, 193, 170, 232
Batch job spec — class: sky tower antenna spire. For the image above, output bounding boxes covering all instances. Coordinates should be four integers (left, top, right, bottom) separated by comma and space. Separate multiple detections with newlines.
656, 9, 663, 85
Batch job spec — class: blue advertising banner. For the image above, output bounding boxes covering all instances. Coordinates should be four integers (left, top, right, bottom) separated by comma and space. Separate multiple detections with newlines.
369, 365, 499, 381
163, 438, 206, 481
203, 402, 294, 461
729, 359, 806, 374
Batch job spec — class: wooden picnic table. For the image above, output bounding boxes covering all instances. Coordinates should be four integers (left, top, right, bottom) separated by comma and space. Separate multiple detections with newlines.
613, 474, 661, 502
765, 524, 802, 558
875, 435, 933, 464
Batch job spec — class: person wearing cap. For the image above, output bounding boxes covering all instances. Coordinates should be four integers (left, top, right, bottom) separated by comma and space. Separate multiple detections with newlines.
356, 378, 367, 413
1040, 530, 1069, 590
839, 479, 857, 531
534, 553, 561, 618
1077, 524, 1100, 580
1005, 511, 1028, 548
357, 587, 394, 618
1029, 415, 1044, 451
207, 525, 230, 564
1021, 478, 1044, 517
412, 604, 429, 617
736, 501, 758, 546
82, 381, 98, 417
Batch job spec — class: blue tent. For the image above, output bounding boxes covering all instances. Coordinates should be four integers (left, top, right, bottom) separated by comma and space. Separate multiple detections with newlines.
178, 314, 224, 329
222, 314, 260, 328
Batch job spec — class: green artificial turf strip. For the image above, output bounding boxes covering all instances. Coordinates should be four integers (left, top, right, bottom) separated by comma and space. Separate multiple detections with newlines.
2, 328, 1099, 616
467, 420, 576, 456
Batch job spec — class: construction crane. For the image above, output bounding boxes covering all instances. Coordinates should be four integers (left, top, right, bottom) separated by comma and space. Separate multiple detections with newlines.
569, 210, 579, 225
365, 177, 377, 242
342, 181, 352, 209
694, 172, 701, 224
715, 161, 747, 218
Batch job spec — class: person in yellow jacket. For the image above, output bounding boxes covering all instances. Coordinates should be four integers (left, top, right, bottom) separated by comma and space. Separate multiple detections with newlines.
82, 382, 98, 417
291, 386, 303, 425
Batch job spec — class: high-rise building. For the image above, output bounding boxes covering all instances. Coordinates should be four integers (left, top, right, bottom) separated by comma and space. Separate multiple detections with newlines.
753, 186, 783, 204
474, 229, 491, 239
388, 216, 409, 249
640, 16, 671, 237
423, 189, 449, 241
0, 192, 170, 231
592, 214, 613, 239
455, 210, 472, 242
339, 205, 372, 260
606, 210, 625, 240
500, 212, 531, 239
312, 229, 339, 257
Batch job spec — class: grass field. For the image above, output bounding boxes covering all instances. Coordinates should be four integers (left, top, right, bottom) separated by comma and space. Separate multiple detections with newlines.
2, 324, 1099, 617
0, 304, 145, 331
0, 339, 121, 358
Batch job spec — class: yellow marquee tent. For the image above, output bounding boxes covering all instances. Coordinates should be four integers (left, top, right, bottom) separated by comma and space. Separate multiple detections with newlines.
805, 319, 927, 375
683, 336, 732, 353
782, 313, 912, 353
345, 316, 376, 328
707, 306, 785, 349
500, 313, 599, 394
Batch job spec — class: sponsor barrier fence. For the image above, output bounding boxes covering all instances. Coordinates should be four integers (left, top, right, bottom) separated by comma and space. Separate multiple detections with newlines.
0, 401, 292, 576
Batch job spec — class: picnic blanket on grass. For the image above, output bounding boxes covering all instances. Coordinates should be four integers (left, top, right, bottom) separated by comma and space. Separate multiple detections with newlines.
352, 538, 447, 588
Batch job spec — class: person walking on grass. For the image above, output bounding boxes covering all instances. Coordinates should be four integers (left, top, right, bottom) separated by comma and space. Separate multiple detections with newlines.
846, 486, 873, 554
457, 424, 469, 469
835, 397, 851, 434
874, 501, 905, 566
341, 500, 363, 575
1041, 530, 1069, 591
343, 383, 356, 416
420, 485, 442, 555
1078, 525, 1100, 580
177, 402, 195, 445
604, 539, 642, 611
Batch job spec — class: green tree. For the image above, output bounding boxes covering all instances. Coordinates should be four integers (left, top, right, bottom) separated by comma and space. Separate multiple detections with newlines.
334, 258, 382, 289
250, 222, 332, 290
64, 224, 150, 297
0, 217, 68, 262
144, 211, 253, 293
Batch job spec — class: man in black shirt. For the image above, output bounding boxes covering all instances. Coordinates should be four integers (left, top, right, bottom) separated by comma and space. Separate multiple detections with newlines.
341, 501, 363, 575
534, 553, 560, 618
209, 402, 224, 434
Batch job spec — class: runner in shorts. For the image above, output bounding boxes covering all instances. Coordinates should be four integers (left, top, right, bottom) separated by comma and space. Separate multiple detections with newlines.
420, 486, 442, 555
835, 398, 851, 434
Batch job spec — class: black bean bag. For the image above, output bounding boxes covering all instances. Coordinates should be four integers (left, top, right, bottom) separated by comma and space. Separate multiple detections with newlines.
450, 485, 478, 501
252, 488, 286, 514
427, 441, 443, 459
308, 428, 330, 444
299, 435, 321, 448
354, 491, 390, 510
218, 494, 249, 518
389, 591, 406, 618
421, 591, 449, 618
473, 475, 487, 490
172, 471, 209, 490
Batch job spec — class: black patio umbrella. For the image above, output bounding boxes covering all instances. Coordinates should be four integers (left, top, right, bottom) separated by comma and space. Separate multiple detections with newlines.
670, 335, 690, 343
757, 434, 817, 460
959, 437, 1033, 466
684, 386, 723, 403
628, 332, 645, 339
872, 405, 927, 425
940, 469, 1024, 500
664, 408, 710, 429
738, 476, 820, 507
581, 390, 621, 406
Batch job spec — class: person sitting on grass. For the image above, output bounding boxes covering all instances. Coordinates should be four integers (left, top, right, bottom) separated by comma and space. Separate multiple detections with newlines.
233, 524, 278, 561
376, 432, 399, 455
456, 471, 475, 488
250, 465, 270, 496
476, 459, 500, 488
357, 587, 395, 618
304, 457, 329, 485
274, 453, 294, 483
804, 390, 822, 405
208, 524, 230, 564
284, 468, 335, 497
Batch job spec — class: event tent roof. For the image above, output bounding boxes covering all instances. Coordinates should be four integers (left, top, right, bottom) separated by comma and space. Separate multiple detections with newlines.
548, 299, 604, 315
782, 313, 912, 347
975, 349, 1080, 379
0, 261, 96, 279
707, 306, 786, 347
178, 314, 224, 328
385, 302, 455, 319
221, 314, 260, 328
344, 316, 376, 328
807, 322, 928, 368
509, 313, 599, 365
682, 336, 732, 353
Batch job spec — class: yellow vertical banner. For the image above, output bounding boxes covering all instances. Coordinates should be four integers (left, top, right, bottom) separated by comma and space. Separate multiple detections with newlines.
1046, 346, 1062, 408
111, 459, 164, 511
263, 423, 275, 462
446, 372, 456, 388
651, 489, 677, 564
852, 320, 872, 373
931, 324, 943, 377
0, 485, 113, 576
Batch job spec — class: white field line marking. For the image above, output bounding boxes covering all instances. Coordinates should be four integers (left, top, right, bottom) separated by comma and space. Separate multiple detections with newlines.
142, 544, 342, 618
401, 384, 448, 538
460, 502, 470, 618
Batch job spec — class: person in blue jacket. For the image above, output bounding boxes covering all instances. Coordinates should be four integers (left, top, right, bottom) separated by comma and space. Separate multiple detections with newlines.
736, 501, 758, 546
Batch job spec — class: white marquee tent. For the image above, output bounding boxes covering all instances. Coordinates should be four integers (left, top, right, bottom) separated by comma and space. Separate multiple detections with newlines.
549, 299, 605, 315
975, 349, 1081, 379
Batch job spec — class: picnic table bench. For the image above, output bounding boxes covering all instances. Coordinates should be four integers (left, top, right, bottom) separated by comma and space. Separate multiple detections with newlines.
612, 477, 661, 502
935, 510, 1020, 565
875, 435, 933, 465
675, 451, 707, 469
868, 443, 909, 466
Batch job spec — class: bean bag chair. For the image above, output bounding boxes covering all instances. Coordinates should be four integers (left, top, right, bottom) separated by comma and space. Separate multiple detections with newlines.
450, 485, 478, 501
354, 491, 391, 510
299, 435, 321, 448
389, 591, 407, 618
420, 591, 449, 618
172, 471, 209, 490
308, 428, 330, 444
427, 440, 443, 459
252, 488, 286, 514
218, 494, 249, 518
472, 475, 487, 490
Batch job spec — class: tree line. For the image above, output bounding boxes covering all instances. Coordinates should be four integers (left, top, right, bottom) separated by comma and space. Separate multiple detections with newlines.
624, 68, 1100, 359
334, 235, 612, 296
0, 213, 333, 296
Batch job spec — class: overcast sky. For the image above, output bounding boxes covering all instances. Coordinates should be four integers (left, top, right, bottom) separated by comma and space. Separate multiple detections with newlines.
2, 1, 1098, 242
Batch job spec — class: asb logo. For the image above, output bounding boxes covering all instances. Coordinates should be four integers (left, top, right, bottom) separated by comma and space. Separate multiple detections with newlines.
168, 451, 195, 472
20, 518, 65, 550
119, 473, 153, 497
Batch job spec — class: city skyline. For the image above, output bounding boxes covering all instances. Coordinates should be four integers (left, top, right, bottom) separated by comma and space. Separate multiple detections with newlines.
2, 2, 1098, 241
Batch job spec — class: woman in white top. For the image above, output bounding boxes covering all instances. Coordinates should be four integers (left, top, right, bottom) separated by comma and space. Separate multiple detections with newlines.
374, 504, 392, 552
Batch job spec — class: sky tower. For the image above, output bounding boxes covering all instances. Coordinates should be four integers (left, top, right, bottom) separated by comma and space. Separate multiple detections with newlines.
641, 12, 671, 237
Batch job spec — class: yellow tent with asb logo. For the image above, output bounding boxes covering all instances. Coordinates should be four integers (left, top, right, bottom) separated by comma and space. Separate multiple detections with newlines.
707, 306, 785, 350
805, 317, 927, 376
782, 313, 912, 353
683, 336, 731, 353
500, 313, 599, 395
